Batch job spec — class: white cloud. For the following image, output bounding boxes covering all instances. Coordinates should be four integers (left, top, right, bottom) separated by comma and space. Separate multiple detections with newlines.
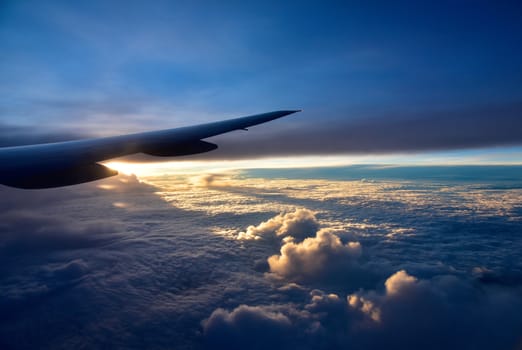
238, 208, 319, 240
384, 270, 418, 296
268, 229, 362, 282
347, 294, 381, 322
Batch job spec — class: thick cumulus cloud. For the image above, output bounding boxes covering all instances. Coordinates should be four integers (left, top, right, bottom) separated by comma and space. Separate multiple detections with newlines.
238, 209, 376, 288
202, 290, 360, 349
202, 305, 315, 350
237, 209, 369, 286
268, 229, 362, 283
202, 177, 522, 350
209, 187, 522, 349
347, 270, 522, 349
203, 270, 522, 350
383, 269, 417, 295
238, 208, 319, 241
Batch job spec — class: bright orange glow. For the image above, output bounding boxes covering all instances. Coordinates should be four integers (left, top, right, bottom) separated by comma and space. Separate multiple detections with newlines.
103, 156, 357, 177
103, 147, 522, 178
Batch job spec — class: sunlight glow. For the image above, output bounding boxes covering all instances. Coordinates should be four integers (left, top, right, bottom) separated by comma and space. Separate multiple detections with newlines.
103, 156, 356, 177
103, 146, 522, 178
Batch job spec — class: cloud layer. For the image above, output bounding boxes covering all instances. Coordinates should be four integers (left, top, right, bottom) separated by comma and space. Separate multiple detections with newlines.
1, 169, 521, 349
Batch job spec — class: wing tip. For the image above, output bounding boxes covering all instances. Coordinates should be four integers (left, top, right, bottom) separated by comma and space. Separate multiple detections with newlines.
271, 109, 302, 118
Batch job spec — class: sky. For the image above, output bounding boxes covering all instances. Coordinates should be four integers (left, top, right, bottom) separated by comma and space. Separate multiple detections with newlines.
1, 0, 522, 165
1, 1, 522, 350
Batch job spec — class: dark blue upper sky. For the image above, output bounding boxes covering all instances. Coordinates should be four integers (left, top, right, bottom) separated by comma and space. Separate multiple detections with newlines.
1, 0, 521, 159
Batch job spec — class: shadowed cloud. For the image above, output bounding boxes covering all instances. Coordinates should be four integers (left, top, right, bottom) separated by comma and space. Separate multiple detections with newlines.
203, 270, 522, 350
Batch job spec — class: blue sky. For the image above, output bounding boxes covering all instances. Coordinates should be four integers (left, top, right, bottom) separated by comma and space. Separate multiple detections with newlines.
1, 0, 521, 163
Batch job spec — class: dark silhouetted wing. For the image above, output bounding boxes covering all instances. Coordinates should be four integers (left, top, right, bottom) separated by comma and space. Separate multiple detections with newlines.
0, 110, 299, 189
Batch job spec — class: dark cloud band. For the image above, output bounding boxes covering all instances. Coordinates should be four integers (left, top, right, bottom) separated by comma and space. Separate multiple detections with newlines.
1, 103, 521, 160
196, 103, 522, 160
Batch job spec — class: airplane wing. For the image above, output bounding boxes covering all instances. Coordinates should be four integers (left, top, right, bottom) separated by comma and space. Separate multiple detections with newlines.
0, 110, 299, 189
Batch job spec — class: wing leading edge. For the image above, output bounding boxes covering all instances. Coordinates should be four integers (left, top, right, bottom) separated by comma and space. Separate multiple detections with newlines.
0, 110, 300, 189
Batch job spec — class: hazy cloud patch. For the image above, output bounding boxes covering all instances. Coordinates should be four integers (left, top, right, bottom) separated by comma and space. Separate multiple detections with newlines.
192, 173, 232, 188
0, 211, 121, 257
42, 259, 90, 281
0, 174, 158, 302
